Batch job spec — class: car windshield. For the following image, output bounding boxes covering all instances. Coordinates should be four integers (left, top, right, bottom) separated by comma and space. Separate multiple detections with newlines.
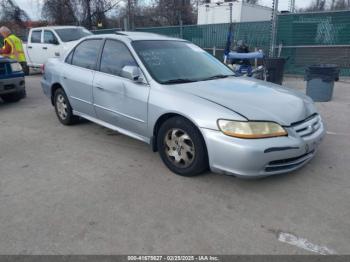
55, 28, 92, 42
132, 40, 234, 84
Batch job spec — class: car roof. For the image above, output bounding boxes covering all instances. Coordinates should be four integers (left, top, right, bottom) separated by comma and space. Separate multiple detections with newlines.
87, 31, 186, 42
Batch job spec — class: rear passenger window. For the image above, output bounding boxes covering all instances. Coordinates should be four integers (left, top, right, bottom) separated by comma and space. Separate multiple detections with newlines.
100, 40, 137, 77
31, 30, 42, 43
71, 39, 102, 70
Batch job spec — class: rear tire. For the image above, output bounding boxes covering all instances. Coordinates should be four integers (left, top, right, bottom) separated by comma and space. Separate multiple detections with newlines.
54, 88, 79, 125
0, 89, 26, 103
157, 116, 208, 176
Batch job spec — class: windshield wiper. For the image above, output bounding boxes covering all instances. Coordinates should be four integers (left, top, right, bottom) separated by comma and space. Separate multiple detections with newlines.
201, 74, 233, 81
162, 79, 198, 84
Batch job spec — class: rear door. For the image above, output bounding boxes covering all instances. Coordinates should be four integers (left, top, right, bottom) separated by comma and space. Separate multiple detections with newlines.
26, 29, 44, 66
93, 39, 150, 137
62, 39, 103, 117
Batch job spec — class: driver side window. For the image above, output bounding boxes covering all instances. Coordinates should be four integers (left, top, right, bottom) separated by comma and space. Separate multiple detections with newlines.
99, 40, 137, 77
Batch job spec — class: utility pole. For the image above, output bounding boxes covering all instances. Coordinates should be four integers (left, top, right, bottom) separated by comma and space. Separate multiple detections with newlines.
289, 0, 295, 13
270, 0, 279, 57
127, 0, 131, 30
177, 0, 184, 37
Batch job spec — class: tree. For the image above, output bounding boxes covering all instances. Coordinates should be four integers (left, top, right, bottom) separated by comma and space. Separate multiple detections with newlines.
331, 0, 350, 10
80, 0, 122, 29
0, 0, 30, 26
298, 0, 350, 11
154, 0, 196, 26
41, 0, 121, 29
42, 0, 77, 25
112, 0, 197, 28
299, 0, 326, 11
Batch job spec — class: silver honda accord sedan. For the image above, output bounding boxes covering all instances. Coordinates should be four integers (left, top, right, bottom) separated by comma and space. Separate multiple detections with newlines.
41, 32, 325, 178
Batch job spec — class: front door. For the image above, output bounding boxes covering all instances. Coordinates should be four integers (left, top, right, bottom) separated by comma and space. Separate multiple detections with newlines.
93, 39, 150, 138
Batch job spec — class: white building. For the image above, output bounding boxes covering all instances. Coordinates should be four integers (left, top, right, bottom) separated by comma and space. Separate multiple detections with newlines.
198, 0, 273, 25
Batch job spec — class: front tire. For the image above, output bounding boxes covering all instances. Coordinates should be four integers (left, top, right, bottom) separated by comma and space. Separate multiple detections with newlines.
54, 88, 79, 125
157, 116, 208, 176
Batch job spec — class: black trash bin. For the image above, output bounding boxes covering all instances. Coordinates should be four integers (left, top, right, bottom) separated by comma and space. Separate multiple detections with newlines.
265, 58, 286, 85
305, 64, 339, 102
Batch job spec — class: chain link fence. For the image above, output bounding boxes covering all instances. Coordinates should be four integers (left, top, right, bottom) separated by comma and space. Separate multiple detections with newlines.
277, 10, 350, 76
92, 10, 350, 77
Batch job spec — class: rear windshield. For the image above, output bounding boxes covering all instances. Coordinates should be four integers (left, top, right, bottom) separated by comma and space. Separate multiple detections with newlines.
55, 28, 92, 42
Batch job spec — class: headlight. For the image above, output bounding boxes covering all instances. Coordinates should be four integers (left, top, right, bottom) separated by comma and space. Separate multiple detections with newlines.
10, 62, 23, 72
217, 120, 287, 139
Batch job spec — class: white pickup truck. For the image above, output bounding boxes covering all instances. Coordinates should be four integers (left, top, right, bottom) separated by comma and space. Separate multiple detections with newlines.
24, 26, 92, 68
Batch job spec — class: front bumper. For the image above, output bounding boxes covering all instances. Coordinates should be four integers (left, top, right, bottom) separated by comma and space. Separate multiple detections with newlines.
202, 115, 326, 178
0, 77, 25, 95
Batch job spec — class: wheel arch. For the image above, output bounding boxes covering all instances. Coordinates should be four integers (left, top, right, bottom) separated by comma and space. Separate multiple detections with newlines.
151, 112, 208, 156
50, 82, 64, 105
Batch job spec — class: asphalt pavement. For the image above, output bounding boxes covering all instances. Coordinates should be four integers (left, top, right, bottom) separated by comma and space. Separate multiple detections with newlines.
0, 76, 349, 254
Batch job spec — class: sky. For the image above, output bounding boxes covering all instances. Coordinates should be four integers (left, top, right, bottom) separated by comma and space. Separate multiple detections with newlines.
14, 0, 312, 20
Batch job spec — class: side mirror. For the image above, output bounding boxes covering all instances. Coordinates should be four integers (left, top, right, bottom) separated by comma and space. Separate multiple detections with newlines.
121, 65, 144, 83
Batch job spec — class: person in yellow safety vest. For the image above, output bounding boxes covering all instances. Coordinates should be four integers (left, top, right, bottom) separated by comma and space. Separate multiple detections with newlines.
0, 26, 29, 75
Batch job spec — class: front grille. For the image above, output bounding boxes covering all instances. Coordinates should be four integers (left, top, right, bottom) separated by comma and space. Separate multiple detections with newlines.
265, 151, 315, 172
292, 114, 321, 138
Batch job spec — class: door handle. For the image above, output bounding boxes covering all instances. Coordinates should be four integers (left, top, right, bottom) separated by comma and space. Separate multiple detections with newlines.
28, 46, 32, 49
43, 47, 48, 50
95, 82, 105, 90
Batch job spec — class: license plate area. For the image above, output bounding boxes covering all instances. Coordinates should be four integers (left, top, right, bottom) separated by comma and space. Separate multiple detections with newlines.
306, 137, 323, 153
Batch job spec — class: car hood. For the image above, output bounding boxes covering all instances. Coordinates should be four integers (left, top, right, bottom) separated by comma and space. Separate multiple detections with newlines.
175, 77, 316, 126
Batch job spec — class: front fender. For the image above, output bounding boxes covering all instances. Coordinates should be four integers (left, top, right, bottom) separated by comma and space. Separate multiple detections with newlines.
147, 86, 247, 138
